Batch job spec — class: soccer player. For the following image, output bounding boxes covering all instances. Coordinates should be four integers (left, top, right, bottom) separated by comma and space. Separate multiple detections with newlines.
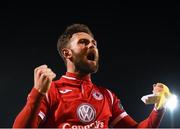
13, 24, 167, 128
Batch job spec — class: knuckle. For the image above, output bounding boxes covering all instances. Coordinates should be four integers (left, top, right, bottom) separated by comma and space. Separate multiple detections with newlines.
41, 73, 47, 78
34, 67, 39, 72
38, 69, 43, 74
35, 69, 40, 75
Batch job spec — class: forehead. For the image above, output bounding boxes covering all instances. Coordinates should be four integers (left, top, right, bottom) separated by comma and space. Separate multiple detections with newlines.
71, 32, 94, 41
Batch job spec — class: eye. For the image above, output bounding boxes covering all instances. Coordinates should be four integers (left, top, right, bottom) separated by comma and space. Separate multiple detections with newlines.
92, 40, 97, 47
78, 39, 90, 45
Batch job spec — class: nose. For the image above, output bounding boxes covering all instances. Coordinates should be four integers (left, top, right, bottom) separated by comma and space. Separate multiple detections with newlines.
88, 40, 96, 49
89, 43, 95, 49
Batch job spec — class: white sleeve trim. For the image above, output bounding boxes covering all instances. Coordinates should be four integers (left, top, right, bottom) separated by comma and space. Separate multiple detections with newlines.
38, 111, 46, 121
110, 111, 128, 127
106, 89, 114, 105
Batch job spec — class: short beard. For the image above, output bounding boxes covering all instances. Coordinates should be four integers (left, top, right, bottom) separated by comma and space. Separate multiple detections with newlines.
73, 53, 99, 74
75, 60, 99, 74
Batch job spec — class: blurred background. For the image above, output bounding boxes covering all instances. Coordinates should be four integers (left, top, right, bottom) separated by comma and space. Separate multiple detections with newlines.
0, 1, 179, 127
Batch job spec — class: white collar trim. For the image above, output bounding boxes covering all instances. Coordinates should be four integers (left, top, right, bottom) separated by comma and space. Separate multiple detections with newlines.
62, 75, 77, 80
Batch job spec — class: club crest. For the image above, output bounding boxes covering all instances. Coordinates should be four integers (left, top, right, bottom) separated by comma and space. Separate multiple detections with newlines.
92, 91, 103, 100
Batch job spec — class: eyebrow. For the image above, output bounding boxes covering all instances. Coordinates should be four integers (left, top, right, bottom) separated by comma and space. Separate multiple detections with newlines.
78, 38, 97, 44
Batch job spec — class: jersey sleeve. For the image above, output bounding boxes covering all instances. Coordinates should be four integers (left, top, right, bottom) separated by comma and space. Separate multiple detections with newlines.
107, 89, 165, 128
13, 82, 57, 128
106, 89, 133, 127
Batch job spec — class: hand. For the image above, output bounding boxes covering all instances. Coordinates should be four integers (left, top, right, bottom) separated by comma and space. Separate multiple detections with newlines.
153, 83, 171, 110
34, 65, 56, 94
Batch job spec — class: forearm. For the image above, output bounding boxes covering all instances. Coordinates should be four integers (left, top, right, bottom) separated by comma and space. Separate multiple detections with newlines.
137, 108, 165, 128
13, 88, 45, 128
113, 108, 165, 128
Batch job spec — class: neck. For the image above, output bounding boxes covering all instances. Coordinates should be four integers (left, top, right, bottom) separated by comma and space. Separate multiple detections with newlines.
66, 61, 91, 78
67, 69, 91, 78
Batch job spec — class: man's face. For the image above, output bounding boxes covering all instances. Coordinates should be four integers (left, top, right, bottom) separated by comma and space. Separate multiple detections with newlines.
68, 32, 99, 74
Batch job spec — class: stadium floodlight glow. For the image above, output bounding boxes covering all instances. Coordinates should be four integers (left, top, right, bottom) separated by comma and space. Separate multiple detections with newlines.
166, 94, 178, 111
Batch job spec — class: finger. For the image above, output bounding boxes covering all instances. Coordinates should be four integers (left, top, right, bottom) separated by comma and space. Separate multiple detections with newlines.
35, 69, 44, 79
36, 68, 51, 76
45, 71, 56, 80
35, 64, 48, 71
52, 73, 56, 79
38, 64, 48, 68
41, 69, 54, 78
49, 72, 56, 80
153, 86, 162, 94
40, 69, 55, 79
153, 84, 156, 88
39, 72, 51, 82
36, 68, 55, 82
45, 68, 52, 73
35, 68, 47, 79
156, 83, 164, 87
34, 64, 48, 74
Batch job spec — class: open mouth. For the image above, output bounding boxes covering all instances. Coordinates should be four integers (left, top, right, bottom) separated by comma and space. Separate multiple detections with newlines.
87, 52, 95, 61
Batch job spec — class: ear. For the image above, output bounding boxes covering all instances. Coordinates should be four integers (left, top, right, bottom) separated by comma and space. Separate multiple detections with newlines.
62, 48, 72, 59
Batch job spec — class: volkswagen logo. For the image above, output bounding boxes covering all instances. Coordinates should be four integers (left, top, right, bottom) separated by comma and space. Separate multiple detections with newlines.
77, 103, 96, 123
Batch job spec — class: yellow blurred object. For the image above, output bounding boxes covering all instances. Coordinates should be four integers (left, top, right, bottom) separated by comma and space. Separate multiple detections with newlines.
154, 84, 172, 110
141, 83, 177, 111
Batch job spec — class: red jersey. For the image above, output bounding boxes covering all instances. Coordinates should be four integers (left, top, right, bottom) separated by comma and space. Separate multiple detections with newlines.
13, 72, 165, 128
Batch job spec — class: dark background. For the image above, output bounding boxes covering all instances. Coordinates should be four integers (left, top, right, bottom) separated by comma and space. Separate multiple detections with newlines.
0, 1, 179, 127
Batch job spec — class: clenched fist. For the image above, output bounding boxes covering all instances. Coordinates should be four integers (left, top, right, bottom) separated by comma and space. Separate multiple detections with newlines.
34, 65, 56, 94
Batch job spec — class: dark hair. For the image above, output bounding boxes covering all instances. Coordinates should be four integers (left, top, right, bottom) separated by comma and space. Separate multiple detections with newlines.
57, 24, 94, 64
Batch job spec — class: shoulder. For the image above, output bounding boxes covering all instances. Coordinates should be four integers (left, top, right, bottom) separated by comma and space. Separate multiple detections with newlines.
95, 85, 115, 96
95, 85, 116, 105
50, 79, 64, 91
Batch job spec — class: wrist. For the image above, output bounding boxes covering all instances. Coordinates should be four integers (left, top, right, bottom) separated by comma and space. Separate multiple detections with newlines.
34, 86, 47, 95
154, 103, 166, 111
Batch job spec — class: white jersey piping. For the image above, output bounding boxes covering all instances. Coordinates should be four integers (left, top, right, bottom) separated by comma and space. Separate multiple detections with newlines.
106, 89, 114, 105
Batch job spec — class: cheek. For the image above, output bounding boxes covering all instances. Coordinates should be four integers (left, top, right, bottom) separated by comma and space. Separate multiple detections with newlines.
95, 49, 99, 58
71, 47, 82, 55
73, 45, 87, 53
78, 48, 88, 56
72, 48, 86, 59
97, 49, 99, 56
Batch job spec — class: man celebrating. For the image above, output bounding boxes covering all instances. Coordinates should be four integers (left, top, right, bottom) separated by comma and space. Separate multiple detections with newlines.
13, 24, 167, 128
